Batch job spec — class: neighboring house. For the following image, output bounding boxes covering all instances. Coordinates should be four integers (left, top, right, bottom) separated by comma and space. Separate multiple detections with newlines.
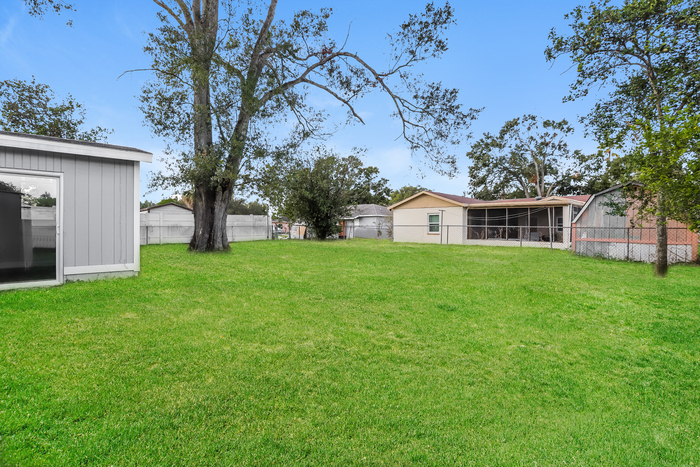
272, 216, 290, 234
340, 204, 392, 239
389, 191, 589, 248
140, 202, 192, 214
0, 131, 152, 290
572, 184, 698, 263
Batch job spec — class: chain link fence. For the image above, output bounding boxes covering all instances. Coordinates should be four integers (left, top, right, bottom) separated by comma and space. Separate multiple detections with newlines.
391, 224, 698, 263
573, 226, 697, 264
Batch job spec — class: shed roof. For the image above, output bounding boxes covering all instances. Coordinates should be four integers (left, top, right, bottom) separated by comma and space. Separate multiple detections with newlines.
140, 202, 192, 213
572, 182, 643, 224
0, 131, 153, 163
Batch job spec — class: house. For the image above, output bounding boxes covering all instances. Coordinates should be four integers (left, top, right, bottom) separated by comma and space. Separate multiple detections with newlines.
140, 202, 192, 214
340, 204, 392, 239
572, 184, 698, 263
0, 131, 152, 290
389, 191, 590, 248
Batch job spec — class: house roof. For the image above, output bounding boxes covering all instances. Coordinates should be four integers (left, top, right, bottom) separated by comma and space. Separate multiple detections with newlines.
140, 202, 192, 213
468, 195, 590, 208
0, 131, 153, 163
343, 204, 390, 219
389, 190, 590, 210
572, 182, 643, 224
389, 191, 482, 210
429, 192, 483, 204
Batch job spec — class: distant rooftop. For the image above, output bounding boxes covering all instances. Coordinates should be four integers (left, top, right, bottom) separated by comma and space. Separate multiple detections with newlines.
346, 204, 390, 218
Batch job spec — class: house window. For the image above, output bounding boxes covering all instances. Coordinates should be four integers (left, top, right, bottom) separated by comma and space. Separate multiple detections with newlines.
428, 214, 440, 233
557, 217, 564, 232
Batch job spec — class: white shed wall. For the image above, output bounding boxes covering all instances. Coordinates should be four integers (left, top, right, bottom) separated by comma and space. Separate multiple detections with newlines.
0, 145, 138, 280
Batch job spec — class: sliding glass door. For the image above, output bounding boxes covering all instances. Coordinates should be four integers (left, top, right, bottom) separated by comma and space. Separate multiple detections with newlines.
0, 170, 61, 288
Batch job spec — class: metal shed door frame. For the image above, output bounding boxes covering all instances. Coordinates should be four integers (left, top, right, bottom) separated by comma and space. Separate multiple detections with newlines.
0, 167, 64, 291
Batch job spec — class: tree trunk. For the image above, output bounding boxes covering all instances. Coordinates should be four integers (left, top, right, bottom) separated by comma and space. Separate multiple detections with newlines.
190, 183, 233, 251
655, 214, 668, 277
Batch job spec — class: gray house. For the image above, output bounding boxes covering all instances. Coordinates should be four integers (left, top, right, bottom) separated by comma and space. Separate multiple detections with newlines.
341, 204, 392, 239
0, 131, 152, 290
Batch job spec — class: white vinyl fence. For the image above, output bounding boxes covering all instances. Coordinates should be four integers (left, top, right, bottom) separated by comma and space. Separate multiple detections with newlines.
140, 212, 271, 245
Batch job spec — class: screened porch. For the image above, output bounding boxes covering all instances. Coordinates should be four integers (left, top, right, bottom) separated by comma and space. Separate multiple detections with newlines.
466, 207, 566, 243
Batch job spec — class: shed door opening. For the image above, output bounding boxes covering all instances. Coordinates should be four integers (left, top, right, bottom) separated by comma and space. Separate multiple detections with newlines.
0, 171, 59, 286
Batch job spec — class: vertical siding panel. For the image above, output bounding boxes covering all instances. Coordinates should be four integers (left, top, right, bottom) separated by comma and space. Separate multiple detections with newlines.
126, 162, 135, 264
114, 161, 123, 263
74, 157, 90, 267
12, 148, 19, 169
62, 155, 77, 267
101, 161, 116, 264
88, 159, 103, 265
22, 149, 31, 169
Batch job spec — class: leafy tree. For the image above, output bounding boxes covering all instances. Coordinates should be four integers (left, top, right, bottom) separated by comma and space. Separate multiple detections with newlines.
140, 200, 156, 209
35, 192, 56, 207
348, 156, 390, 206
227, 198, 268, 215
156, 197, 183, 205
140, 0, 479, 251
22, 0, 74, 26
0, 181, 20, 193
546, 0, 700, 276
259, 147, 380, 240
0, 78, 111, 142
388, 185, 431, 205
23, 0, 74, 16
465, 115, 589, 200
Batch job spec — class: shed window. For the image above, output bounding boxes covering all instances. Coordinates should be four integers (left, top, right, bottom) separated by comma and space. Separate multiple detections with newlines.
428, 214, 440, 233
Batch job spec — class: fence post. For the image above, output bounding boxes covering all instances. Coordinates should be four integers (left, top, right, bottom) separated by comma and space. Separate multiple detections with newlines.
627, 227, 630, 260
159, 212, 163, 245
520, 226, 523, 247
446, 225, 449, 245
550, 225, 553, 251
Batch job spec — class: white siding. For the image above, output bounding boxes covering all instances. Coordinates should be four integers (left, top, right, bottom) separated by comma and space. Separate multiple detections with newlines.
0, 145, 136, 270
393, 206, 464, 244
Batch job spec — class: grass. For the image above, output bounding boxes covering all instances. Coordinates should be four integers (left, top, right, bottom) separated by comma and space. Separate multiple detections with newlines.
1, 239, 699, 466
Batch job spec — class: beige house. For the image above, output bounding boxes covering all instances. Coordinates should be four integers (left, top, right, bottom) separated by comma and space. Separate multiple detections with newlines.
389, 191, 590, 249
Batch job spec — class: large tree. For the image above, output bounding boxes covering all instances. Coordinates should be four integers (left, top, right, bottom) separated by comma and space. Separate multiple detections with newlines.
465, 115, 593, 200
140, 0, 479, 251
546, 0, 700, 276
0, 78, 111, 142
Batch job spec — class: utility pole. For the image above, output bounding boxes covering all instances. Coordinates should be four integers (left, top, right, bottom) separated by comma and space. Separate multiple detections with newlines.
439, 209, 446, 245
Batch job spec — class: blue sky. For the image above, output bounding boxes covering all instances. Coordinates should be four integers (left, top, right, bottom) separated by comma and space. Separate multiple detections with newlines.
1, 0, 607, 202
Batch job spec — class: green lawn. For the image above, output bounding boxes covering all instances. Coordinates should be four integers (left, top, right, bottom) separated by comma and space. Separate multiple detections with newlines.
1, 240, 699, 466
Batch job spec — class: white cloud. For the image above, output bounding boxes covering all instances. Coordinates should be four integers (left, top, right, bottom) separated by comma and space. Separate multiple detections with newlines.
0, 16, 17, 46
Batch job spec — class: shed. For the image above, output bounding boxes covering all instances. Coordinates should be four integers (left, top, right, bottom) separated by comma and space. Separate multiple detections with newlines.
572, 184, 698, 263
0, 131, 152, 290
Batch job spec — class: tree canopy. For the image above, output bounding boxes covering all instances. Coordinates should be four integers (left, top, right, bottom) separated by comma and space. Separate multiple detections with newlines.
465, 115, 595, 200
258, 147, 384, 240
227, 198, 268, 216
546, 0, 700, 276
140, 0, 479, 251
388, 185, 431, 205
0, 78, 111, 142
